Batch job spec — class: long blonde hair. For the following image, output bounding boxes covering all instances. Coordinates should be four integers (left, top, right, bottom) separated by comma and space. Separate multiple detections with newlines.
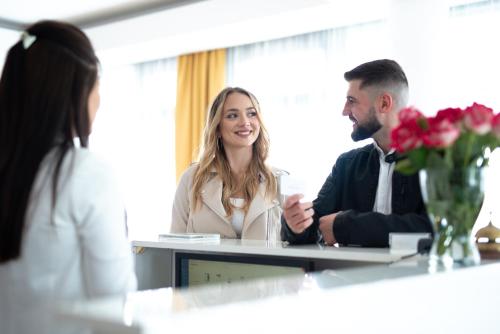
191, 87, 277, 217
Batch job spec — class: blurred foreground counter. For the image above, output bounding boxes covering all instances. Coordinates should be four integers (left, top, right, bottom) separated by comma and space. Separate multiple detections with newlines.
56, 259, 500, 334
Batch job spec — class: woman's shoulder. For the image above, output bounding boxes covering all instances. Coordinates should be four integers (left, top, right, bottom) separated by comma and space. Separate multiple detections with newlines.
48, 148, 120, 193
68, 148, 115, 177
41, 147, 122, 208
178, 163, 208, 189
180, 163, 200, 180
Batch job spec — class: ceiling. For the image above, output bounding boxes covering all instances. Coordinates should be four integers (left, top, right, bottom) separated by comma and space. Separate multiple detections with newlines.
0, 0, 204, 30
1, 0, 369, 65
1, 0, 483, 66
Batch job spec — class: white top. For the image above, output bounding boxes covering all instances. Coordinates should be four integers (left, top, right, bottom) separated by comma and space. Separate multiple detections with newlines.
0, 148, 137, 334
372, 141, 395, 215
229, 198, 245, 238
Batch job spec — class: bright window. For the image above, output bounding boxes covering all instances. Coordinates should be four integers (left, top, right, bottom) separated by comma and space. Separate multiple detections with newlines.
91, 58, 177, 239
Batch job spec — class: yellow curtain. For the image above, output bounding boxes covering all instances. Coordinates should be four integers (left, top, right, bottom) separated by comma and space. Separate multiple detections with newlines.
175, 49, 226, 182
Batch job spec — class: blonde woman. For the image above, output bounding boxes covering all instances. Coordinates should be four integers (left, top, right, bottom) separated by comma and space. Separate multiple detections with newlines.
171, 87, 281, 240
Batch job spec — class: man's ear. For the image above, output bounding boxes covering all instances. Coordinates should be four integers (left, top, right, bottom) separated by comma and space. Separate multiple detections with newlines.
378, 93, 393, 114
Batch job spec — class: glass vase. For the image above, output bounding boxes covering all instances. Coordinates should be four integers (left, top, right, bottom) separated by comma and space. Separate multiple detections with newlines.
419, 166, 485, 268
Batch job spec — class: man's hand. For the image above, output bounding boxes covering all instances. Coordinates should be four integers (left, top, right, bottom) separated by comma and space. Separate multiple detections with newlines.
282, 194, 314, 234
319, 212, 340, 246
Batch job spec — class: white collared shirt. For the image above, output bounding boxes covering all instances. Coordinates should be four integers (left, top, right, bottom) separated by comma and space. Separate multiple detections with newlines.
372, 141, 396, 215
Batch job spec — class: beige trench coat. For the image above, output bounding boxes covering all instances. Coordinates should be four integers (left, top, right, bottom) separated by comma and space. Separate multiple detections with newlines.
170, 165, 281, 240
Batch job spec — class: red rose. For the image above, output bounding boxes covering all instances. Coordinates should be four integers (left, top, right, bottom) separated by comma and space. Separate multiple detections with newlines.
393, 103, 498, 174
463, 103, 494, 135
398, 106, 424, 124
391, 120, 424, 153
435, 107, 463, 124
493, 113, 500, 139
423, 117, 460, 148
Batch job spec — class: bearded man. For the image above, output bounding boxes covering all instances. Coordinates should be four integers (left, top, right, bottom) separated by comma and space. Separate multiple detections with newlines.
282, 59, 432, 247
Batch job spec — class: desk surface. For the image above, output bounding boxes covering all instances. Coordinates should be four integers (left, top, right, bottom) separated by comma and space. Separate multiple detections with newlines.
57, 260, 500, 334
132, 239, 410, 263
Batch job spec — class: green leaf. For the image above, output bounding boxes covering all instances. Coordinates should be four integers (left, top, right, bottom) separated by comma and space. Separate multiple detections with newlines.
426, 150, 448, 169
395, 158, 419, 175
407, 147, 428, 170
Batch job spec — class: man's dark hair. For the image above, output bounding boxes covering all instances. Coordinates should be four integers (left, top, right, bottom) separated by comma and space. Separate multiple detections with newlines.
344, 59, 408, 90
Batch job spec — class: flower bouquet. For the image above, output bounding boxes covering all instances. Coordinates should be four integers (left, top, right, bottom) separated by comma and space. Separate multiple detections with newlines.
391, 103, 500, 267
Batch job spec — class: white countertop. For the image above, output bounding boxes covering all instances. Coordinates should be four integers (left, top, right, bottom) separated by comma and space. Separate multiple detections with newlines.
132, 238, 410, 263
57, 261, 500, 333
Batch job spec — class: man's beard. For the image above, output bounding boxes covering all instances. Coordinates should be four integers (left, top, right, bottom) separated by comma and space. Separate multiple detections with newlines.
351, 106, 382, 141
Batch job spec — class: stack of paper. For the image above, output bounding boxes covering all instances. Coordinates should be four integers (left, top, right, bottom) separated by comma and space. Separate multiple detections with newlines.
158, 233, 221, 242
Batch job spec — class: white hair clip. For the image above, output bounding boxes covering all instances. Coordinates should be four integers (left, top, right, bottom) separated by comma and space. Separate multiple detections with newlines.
21, 31, 37, 50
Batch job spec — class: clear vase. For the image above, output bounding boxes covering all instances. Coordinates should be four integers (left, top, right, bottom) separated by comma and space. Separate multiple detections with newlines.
419, 166, 485, 268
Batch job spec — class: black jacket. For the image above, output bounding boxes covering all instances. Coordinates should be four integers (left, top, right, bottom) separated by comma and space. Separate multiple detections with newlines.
281, 143, 432, 247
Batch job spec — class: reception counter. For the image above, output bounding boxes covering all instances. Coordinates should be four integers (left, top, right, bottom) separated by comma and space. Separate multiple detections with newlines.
132, 239, 413, 289
56, 260, 500, 334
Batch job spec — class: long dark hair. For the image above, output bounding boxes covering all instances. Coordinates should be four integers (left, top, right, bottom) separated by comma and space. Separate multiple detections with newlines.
0, 21, 99, 263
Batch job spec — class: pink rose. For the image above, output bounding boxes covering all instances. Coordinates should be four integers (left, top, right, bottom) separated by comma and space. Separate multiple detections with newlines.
493, 113, 500, 139
391, 120, 424, 153
423, 117, 460, 148
435, 107, 463, 124
398, 106, 424, 124
463, 103, 494, 135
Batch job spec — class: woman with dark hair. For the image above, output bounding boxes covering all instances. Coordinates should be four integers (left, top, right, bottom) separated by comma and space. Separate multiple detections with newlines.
171, 87, 283, 240
0, 21, 136, 334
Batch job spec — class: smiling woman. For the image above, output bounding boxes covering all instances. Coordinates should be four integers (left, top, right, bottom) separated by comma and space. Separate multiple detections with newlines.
170, 87, 283, 240
219, 92, 261, 150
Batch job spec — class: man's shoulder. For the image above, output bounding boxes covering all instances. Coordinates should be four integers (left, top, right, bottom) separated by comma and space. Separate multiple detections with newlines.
337, 143, 374, 162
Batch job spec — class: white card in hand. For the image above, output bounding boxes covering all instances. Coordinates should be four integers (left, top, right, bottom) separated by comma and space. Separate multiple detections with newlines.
279, 174, 314, 202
